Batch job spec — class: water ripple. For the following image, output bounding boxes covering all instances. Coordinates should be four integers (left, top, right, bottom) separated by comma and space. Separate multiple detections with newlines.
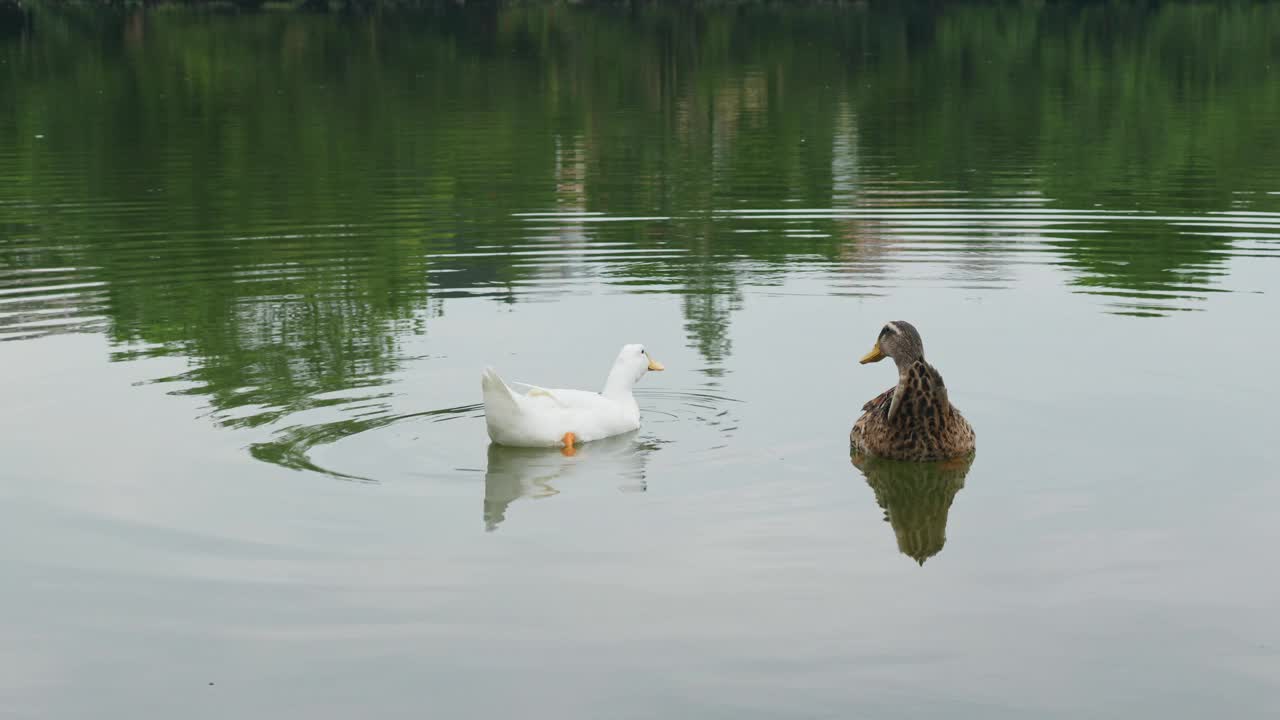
5, 200, 1276, 347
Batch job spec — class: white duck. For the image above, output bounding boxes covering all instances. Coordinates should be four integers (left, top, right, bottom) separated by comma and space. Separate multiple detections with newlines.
481, 344, 664, 453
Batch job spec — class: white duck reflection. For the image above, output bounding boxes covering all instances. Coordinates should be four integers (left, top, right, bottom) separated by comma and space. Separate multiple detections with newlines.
483, 431, 653, 531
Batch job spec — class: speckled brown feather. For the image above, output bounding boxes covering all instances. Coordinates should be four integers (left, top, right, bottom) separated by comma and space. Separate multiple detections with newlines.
850, 360, 975, 462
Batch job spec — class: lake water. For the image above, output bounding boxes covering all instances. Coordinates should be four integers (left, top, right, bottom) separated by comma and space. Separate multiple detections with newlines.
3, 3, 1280, 717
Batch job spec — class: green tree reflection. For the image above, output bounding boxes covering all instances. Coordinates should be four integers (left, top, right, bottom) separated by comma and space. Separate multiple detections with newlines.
3, 1, 1277, 431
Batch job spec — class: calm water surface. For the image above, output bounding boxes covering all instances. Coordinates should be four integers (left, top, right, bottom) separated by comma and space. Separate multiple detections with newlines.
3, 3, 1280, 718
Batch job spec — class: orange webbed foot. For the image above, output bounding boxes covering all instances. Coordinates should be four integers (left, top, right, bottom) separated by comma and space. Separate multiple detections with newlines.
561, 432, 577, 457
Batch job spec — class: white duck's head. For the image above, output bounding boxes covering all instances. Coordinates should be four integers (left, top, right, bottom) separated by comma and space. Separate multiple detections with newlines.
603, 343, 664, 396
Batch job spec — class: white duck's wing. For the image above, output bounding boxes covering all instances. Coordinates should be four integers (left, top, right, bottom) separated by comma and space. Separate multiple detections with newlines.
510, 382, 608, 411
508, 381, 569, 407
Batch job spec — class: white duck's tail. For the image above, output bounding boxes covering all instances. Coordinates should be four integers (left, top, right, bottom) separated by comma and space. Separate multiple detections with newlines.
481, 367, 522, 441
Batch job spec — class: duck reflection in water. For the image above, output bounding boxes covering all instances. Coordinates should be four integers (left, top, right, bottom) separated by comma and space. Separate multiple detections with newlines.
483, 431, 653, 531
852, 451, 973, 565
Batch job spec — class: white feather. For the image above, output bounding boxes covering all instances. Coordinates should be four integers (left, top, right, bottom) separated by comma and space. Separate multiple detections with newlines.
481, 344, 662, 448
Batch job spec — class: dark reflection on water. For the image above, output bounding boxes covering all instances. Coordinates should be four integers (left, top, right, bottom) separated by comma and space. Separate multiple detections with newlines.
853, 451, 973, 566
483, 432, 655, 532
248, 403, 484, 482
2, 0, 1280, 468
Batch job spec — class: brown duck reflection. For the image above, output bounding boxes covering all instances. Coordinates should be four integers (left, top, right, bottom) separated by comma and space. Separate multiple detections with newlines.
852, 451, 973, 565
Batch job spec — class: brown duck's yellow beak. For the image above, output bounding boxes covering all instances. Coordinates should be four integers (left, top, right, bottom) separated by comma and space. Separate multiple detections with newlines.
647, 356, 665, 371
859, 343, 885, 364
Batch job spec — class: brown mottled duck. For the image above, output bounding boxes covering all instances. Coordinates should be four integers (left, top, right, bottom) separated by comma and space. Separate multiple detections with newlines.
850, 321, 975, 461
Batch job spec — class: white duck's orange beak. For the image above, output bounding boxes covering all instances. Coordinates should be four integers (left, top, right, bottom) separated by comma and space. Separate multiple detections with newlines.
647, 356, 665, 371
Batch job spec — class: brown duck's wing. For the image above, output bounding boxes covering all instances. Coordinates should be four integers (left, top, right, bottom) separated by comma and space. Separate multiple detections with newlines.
862, 386, 896, 414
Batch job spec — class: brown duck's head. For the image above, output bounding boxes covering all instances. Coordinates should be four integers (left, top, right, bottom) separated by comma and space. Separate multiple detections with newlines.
860, 321, 925, 367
